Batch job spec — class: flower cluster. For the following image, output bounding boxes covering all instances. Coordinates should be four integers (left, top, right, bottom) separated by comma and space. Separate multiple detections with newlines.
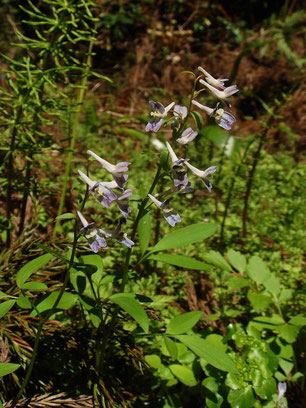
148, 142, 217, 227
77, 151, 134, 253
145, 67, 238, 140
144, 67, 238, 227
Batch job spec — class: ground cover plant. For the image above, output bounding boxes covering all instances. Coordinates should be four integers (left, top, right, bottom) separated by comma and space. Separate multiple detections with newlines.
0, 1, 305, 407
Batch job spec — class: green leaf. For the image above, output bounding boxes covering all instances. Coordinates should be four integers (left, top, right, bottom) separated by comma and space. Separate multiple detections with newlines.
0, 363, 20, 377
228, 386, 256, 408
163, 335, 178, 360
150, 223, 217, 253
0, 300, 16, 319
138, 211, 151, 254
253, 377, 276, 400
289, 314, 306, 327
201, 125, 240, 160
30, 291, 77, 316
145, 354, 163, 369
247, 290, 272, 312
203, 250, 233, 272
276, 324, 299, 343
115, 127, 147, 141
228, 277, 250, 289
167, 311, 202, 335
169, 364, 197, 386
247, 256, 270, 284
55, 212, 76, 221
263, 274, 281, 297
16, 254, 52, 288
176, 335, 238, 373
149, 253, 212, 270
190, 111, 204, 130
110, 293, 149, 333
21, 282, 48, 291
226, 250, 246, 274
16, 294, 31, 309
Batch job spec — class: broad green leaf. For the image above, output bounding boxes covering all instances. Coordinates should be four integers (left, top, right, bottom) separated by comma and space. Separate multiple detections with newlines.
150, 223, 217, 253
276, 324, 299, 343
17, 294, 31, 309
247, 290, 272, 312
0, 363, 20, 377
263, 274, 281, 297
163, 335, 178, 360
21, 282, 48, 291
16, 253, 52, 288
176, 335, 238, 373
145, 354, 163, 369
228, 386, 256, 408
247, 256, 270, 284
0, 300, 16, 319
138, 211, 151, 254
279, 358, 293, 375
289, 314, 306, 327
167, 311, 202, 335
226, 250, 246, 274
110, 293, 149, 333
202, 377, 219, 393
55, 212, 76, 221
203, 250, 233, 272
30, 291, 77, 316
201, 125, 240, 160
228, 277, 250, 289
169, 364, 197, 386
149, 253, 212, 270
253, 377, 276, 400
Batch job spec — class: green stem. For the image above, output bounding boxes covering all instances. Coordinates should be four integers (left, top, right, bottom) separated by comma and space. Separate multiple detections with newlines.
54, 40, 95, 236
96, 162, 163, 376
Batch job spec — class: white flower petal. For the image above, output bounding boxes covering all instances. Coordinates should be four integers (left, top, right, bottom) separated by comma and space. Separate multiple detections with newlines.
77, 211, 89, 228
166, 142, 179, 163
78, 170, 96, 188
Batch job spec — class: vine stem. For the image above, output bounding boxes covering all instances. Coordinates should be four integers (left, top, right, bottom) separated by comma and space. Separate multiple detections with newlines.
53, 39, 94, 236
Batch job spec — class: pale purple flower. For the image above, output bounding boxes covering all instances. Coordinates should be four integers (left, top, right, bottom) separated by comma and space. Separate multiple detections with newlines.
185, 162, 217, 192
191, 100, 236, 130
87, 150, 130, 188
145, 101, 175, 132
198, 66, 229, 90
100, 225, 134, 248
277, 382, 287, 402
116, 188, 134, 218
177, 127, 198, 145
78, 171, 117, 207
166, 142, 189, 187
77, 211, 107, 253
199, 79, 238, 107
174, 105, 188, 120
148, 194, 181, 227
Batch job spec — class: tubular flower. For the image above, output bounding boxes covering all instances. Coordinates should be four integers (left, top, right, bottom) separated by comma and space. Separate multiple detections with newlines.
100, 223, 134, 248
166, 142, 189, 187
177, 127, 198, 145
199, 79, 238, 105
191, 100, 236, 131
77, 211, 107, 253
185, 162, 217, 192
116, 188, 134, 218
78, 171, 117, 207
148, 194, 181, 227
145, 101, 175, 132
198, 66, 229, 89
277, 382, 287, 402
174, 104, 188, 120
87, 150, 130, 188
